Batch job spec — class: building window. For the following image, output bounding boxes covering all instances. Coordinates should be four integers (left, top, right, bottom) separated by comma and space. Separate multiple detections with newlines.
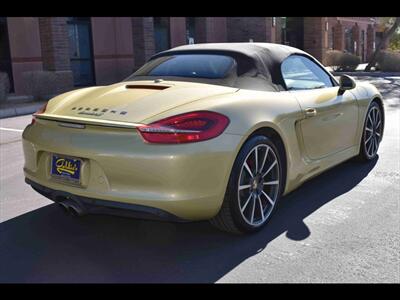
0, 17, 14, 92
154, 17, 171, 53
283, 17, 304, 49
330, 29, 334, 50
281, 17, 288, 45
361, 30, 365, 61
186, 17, 196, 44
67, 17, 95, 86
344, 28, 354, 53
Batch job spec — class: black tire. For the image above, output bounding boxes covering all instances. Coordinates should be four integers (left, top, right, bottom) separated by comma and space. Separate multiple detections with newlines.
357, 101, 383, 162
210, 135, 284, 234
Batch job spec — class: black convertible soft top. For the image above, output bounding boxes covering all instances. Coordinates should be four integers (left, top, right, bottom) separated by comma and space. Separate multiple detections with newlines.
148, 43, 310, 91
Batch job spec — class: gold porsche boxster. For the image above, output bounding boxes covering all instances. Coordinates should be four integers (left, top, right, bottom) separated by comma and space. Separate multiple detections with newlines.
22, 43, 384, 233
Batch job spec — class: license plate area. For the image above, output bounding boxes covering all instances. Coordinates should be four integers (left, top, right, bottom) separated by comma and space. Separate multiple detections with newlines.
50, 154, 82, 184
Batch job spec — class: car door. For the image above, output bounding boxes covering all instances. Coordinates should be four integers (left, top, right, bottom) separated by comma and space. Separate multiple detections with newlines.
281, 55, 359, 160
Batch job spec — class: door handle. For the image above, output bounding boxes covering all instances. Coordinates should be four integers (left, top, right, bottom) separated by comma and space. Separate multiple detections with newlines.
305, 108, 317, 118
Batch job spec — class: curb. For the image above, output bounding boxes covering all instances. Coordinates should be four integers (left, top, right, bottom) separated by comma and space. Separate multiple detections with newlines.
0, 102, 46, 119
332, 72, 400, 77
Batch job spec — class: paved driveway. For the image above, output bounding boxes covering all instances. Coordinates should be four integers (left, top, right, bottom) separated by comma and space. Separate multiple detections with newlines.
0, 77, 399, 283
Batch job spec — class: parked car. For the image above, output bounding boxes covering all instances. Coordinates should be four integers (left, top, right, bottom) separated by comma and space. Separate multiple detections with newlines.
22, 43, 384, 233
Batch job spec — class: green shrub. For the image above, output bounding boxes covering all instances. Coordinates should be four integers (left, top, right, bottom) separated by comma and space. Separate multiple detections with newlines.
325, 50, 343, 69
325, 50, 361, 71
376, 50, 400, 72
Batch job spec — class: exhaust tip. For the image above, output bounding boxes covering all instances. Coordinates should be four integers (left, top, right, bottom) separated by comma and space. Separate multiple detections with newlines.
58, 199, 86, 216
69, 207, 80, 216
58, 201, 70, 212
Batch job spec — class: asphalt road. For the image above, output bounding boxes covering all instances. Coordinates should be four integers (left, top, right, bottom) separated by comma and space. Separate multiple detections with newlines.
0, 77, 399, 283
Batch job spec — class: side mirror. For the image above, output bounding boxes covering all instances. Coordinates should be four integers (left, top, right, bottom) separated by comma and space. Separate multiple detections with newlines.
339, 75, 356, 93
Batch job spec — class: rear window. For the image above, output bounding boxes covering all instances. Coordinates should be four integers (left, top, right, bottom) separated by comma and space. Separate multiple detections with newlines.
132, 54, 236, 79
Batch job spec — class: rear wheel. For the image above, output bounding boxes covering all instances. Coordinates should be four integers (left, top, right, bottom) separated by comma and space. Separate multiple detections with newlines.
210, 135, 284, 234
358, 101, 383, 161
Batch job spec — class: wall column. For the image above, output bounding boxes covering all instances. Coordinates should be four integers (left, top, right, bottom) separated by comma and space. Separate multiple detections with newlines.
366, 24, 376, 60
170, 17, 186, 47
333, 21, 344, 51
38, 17, 71, 71
227, 17, 273, 42
205, 17, 227, 42
192, 17, 227, 43
274, 17, 282, 44
6, 17, 43, 95
132, 17, 155, 70
303, 17, 329, 64
265, 17, 278, 43
352, 23, 361, 56
36, 17, 73, 94
91, 17, 134, 84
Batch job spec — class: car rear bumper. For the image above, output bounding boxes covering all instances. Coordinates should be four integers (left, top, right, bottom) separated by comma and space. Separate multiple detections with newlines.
22, 119, 244, 220
26, 177, 186, 222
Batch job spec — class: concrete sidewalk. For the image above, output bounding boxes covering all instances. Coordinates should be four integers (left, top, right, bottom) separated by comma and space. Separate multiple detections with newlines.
0, 93, 54, 119
0, 101, 47, 119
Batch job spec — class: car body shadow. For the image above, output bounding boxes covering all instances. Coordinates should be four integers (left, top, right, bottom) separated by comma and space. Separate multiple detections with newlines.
0, 157, 378, 283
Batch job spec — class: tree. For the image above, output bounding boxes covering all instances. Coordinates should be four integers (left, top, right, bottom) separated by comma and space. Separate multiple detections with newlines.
365, 17, 400, 71
389, 27, 400, 51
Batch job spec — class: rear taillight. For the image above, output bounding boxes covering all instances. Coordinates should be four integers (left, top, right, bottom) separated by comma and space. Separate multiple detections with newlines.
137, 111, 230, 144
31, 103, 47, 125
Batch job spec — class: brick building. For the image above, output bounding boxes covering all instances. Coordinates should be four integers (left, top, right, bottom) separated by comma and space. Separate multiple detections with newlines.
0, 17, 380, 96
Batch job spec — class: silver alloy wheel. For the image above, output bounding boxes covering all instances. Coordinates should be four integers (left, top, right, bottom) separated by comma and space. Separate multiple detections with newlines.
364, 106, 382, 158
237, 144, 280, 226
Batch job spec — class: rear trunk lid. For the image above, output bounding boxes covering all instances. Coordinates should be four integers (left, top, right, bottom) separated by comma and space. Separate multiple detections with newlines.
38, 80, 238, 127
